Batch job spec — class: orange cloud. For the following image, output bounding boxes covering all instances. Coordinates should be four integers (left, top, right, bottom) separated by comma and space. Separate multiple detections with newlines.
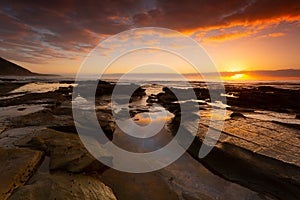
268, 32, 285, 37
203, 31, 253, 42
256, 32, 286, 39
190, 14, 299, 42
182, 15, 300, 35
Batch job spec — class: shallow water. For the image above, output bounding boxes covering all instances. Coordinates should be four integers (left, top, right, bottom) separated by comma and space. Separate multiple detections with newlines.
101, 88, 263, 200
0, 93, 24, 100
0, 104, 46, 119
9, 82, 74, 94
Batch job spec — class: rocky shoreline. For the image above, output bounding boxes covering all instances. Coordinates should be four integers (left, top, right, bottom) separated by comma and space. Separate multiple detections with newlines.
153, 84, 300, 200
0, 80, 299, 199
0, 81, 117, 200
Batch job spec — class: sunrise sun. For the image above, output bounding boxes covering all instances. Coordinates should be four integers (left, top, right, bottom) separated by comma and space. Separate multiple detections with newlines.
230, 73, 245, 79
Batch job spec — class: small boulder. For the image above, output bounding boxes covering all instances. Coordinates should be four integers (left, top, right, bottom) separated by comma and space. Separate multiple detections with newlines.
230, 112, 245, 119
17, 129, 110, 173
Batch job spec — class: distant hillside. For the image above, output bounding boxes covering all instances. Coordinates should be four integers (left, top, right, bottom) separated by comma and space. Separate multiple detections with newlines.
0, 57, 51, 76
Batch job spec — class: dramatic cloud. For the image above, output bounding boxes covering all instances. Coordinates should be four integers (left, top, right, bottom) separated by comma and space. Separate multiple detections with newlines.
132, 0, 300, 44
0, 0, 142, 63
0, 0, 299, 68
134, 0, 300, 30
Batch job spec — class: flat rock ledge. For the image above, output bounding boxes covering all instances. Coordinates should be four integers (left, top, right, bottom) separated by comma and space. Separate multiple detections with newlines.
0, 148, 43, 200
176, 116, 300, 200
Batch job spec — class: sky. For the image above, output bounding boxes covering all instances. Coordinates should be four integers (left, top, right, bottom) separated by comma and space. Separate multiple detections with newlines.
1, 0, 300, 80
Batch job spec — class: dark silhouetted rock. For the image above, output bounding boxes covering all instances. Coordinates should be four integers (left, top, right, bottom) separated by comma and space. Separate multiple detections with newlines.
225, 85, 300, 112
230, 112, 245, 118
